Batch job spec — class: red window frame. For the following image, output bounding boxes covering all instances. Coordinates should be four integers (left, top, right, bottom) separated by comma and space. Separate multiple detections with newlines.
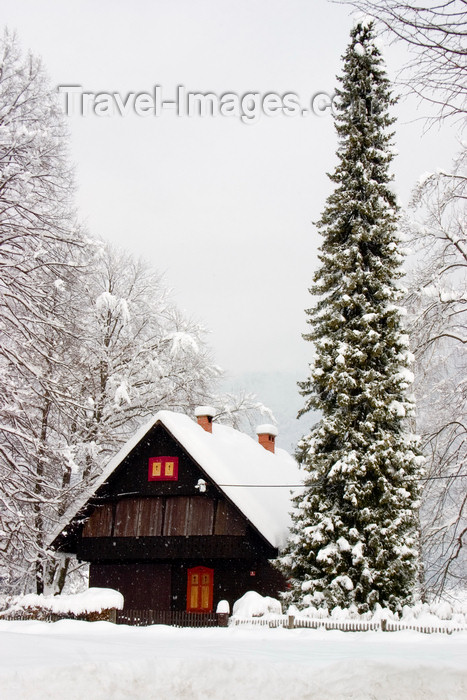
186, 566, 214, 613
148, 456, 179, 482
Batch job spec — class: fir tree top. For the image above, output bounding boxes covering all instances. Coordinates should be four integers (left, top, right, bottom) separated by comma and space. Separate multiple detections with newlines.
300, 22, 407, 422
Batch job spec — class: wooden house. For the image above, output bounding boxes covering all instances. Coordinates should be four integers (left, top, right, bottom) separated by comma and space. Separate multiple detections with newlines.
51, 407, 301, 617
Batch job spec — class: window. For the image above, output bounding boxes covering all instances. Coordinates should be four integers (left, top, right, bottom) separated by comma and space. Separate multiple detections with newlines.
148, 456, 179, 481
186, 566, 214, 612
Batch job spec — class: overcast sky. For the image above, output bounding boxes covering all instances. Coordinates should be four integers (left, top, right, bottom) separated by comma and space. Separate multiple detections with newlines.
3, 1, 460, 386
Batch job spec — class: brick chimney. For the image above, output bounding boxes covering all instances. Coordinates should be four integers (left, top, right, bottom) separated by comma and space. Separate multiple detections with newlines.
194, 406, 216, 433
256, 424, 278, 453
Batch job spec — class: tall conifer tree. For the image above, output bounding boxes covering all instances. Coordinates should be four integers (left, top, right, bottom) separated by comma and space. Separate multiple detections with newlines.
279, 23, 423, 612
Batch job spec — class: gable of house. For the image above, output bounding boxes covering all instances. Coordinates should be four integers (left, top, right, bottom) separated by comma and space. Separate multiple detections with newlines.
52, 410, 302, 554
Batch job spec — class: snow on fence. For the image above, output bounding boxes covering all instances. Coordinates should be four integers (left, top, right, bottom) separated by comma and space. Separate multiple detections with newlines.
231, 614, 467, 635
232, 615, 379, 631
116, 609, 221, 627
382, 619, 467, 635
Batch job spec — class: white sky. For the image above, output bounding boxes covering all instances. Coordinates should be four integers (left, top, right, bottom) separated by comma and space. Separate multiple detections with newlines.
3, 0, 460, 379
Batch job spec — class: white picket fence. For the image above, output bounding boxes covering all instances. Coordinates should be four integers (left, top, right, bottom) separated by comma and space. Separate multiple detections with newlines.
231, 614, 467, 635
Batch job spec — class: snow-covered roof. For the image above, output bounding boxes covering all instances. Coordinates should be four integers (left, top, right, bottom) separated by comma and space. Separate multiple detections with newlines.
51, 410, 303, 550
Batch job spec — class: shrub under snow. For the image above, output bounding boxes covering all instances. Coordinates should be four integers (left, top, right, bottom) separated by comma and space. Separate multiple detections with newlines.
293, 600, 467, 625
0, 588, 124, 620
232, 591, 282, 618
232, 592, 467, 626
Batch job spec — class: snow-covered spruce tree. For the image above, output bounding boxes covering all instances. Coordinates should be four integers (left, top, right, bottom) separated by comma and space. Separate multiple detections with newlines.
278, 23, 424, 613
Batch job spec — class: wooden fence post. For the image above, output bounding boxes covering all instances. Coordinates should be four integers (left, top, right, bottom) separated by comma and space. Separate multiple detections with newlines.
217, 612, 229, 627
288, 614, 295, 629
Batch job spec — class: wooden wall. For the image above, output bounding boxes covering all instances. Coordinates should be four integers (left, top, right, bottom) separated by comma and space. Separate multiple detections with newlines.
90, 558, 287, 613
96, 423, 214, 500
82, 496, 246, 539
90, 562, 171, 610
78, 533, 276, 563
171, 559, 287, 612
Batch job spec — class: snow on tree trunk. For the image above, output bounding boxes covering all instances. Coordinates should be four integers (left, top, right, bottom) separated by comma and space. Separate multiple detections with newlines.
277, 23, 424, 613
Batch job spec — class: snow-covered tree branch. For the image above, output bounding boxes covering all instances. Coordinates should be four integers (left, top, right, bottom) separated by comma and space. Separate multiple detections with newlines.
404, 145, 466, 598
0, 31, 243, 595
0, 29, 84, 594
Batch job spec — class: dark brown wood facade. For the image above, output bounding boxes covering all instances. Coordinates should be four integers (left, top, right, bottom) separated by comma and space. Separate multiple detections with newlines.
53, 421, 287, 614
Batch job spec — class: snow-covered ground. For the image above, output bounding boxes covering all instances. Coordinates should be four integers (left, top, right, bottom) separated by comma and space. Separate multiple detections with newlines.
0, 620, 466, 699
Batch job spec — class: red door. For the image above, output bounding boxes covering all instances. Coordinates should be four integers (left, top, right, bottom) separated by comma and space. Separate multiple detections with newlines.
187, 566, 214, 612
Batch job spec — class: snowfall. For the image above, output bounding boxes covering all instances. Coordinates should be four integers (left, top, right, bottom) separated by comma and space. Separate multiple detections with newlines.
0, 618, 465, 699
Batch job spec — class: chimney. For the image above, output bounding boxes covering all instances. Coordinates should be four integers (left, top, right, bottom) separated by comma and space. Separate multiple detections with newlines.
256, 424, 278, 453
195, 406, 216, 434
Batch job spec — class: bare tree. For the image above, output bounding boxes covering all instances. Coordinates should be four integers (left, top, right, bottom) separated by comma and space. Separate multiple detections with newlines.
404, 145, 466, 597
68, 243, 220, 477
0, 29, 84, 593
339, 0, 467, 121
0, 30, 274, 596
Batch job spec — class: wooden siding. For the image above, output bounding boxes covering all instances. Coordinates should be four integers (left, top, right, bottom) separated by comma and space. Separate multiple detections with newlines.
190, 498, 215, 535
214, 500, 246, 536
114, 498, 164, 537
163, 497, 189, 536
82, 496, 246, 539
163, 497, 214, 536
81, 504, 113, 537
